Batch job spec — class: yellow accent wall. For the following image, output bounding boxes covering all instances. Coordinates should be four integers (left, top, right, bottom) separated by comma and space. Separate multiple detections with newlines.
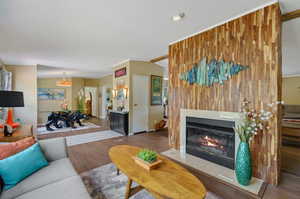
84, 78, 99, 87
71, 78, 85, 111
99, 75, 113, 87
282, 76, 300, 105
37, 77, 100, 123
37, 78, 73, 124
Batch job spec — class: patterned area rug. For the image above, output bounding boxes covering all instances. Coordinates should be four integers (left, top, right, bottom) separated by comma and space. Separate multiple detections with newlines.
80, 163, 222, 199
37, 122, 101, 135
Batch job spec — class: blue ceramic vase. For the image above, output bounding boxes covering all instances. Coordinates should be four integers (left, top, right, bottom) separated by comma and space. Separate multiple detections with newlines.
235, 141, 252, 186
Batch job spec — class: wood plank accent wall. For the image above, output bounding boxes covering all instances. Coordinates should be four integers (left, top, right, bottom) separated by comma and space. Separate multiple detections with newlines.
168, 3, 282, 185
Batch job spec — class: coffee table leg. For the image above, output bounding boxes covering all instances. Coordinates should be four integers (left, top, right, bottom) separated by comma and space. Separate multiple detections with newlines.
125, 178, 133, 199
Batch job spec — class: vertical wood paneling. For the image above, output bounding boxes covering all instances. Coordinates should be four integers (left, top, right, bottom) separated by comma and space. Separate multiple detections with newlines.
168, 4, 281, 185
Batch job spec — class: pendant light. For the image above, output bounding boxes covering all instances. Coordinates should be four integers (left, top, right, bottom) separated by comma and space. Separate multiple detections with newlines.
56, 72, 72, 87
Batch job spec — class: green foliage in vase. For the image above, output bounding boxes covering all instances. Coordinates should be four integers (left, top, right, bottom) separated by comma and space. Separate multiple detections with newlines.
77, 97, 85, 113
137, 149, 157, 163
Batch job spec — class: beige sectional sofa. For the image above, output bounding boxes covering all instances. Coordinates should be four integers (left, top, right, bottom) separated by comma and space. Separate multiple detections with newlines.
0, 138, 91, 199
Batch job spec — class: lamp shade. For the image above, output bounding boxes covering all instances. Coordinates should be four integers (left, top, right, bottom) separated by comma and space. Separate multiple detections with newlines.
0, 91, 24, 107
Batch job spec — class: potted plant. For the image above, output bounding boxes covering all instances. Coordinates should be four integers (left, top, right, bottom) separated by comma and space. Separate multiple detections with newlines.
133, 149, 162, 171
234, 99, 277, 186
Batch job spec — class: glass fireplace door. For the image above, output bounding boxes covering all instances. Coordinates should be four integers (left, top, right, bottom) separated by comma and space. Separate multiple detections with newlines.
186, 117, 235, 169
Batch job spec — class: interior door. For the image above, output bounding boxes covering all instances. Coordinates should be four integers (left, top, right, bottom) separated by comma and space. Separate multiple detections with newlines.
132, 75, 149, 133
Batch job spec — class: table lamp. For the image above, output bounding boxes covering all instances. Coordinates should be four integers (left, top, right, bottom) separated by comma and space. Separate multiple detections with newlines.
0, 91, 24, 136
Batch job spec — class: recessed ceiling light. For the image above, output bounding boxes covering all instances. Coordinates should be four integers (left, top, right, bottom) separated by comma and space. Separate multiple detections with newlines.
172, 13, 185, 22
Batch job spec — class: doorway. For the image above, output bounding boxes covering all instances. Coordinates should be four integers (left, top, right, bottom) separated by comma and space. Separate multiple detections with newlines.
99, 85, 112, 119
84, 87, 98, 117
132, 75, 149, 134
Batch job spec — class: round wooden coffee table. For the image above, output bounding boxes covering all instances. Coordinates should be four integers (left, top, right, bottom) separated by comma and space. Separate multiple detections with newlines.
109, 145, 206, 199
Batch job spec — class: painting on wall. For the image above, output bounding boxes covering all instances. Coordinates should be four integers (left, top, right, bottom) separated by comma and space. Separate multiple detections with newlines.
38, 88, 65, 100
151, 75, 163, 105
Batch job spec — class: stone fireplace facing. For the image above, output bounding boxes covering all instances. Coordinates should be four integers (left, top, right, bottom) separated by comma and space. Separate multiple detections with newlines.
163, 109, 264, 195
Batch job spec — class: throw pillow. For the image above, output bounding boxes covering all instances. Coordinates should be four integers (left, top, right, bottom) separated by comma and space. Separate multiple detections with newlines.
0, 143, 48, 190
0, 137, 35, 160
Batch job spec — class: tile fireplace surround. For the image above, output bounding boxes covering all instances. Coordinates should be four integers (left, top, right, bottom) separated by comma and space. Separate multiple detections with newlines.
162, 109, 264, 195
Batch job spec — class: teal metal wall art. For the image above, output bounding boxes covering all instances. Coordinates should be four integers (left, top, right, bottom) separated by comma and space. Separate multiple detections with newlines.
179, 57, 249, 86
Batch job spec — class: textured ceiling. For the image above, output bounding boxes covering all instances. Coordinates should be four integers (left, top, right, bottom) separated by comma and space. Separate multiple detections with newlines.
0, 0, 299, 78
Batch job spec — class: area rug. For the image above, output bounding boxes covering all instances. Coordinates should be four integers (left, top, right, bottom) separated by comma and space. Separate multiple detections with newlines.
37, 122, 101, 135
80, 163, 222, 199
66, 130, 123, 146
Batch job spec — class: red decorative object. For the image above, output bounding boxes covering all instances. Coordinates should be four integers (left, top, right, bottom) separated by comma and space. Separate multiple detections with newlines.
0, 109, 20, 129
0, 91, 24, 135
115, 67, 126, 78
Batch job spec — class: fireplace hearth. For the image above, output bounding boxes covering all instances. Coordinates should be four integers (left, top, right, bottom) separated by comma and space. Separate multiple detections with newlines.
186, 117, 235, 169
169, 110, 263, 195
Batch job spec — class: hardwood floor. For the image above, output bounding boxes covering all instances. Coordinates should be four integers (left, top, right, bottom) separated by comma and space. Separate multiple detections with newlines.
61, 119, 299, 198
68, 129, 169, 173
263, 172, 300, 199
282, 146, 300, 177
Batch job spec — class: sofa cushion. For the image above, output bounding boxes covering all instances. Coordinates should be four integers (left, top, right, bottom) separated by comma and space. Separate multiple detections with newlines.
15, 176, 91, 199
0, 137, 35, 160
39, 138, 67, 162
0, 158, 77, 199
0, 143, 48, 190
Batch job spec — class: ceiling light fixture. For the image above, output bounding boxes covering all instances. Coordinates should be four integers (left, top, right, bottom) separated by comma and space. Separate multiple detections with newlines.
56, 72, 72, 87
172, 13, 185, 22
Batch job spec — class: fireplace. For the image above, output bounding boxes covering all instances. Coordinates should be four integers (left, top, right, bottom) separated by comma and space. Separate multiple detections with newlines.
186, 117, 235, 169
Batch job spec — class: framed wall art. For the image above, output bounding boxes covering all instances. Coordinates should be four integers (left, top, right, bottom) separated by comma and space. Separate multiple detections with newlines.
114, 67, 127, 78
150, 75, 162, 105
38, 88, 65, 100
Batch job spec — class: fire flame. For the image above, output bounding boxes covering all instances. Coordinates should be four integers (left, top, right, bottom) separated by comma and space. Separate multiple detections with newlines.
200, 136, 224, 150
205, 136, 217, 147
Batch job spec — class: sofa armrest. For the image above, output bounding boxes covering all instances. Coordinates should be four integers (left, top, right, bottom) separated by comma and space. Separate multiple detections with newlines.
39, 137, 68, 162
